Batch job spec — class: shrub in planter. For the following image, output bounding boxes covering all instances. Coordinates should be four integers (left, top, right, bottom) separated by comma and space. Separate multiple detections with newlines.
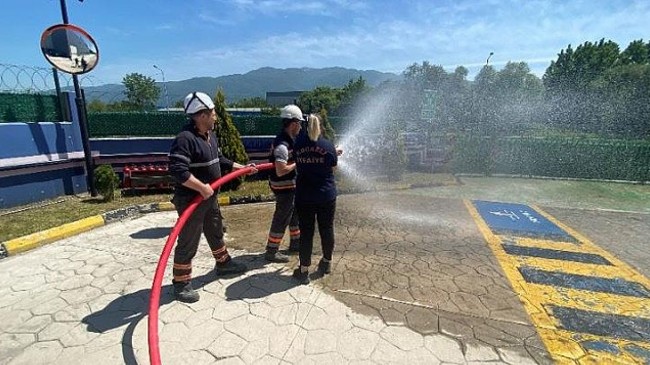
94, 164, 120, 201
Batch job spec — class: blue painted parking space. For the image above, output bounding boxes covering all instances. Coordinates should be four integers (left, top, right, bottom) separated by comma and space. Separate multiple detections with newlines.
473, 200, 574, 241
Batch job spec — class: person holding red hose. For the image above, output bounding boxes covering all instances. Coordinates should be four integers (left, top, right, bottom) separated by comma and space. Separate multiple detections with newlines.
263, 105, 304, 263
168, 91, 257, 303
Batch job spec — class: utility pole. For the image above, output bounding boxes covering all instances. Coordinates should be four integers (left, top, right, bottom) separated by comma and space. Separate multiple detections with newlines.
486, 52, 494, 67
153, 65, 170, 112
59, 0, 97, 196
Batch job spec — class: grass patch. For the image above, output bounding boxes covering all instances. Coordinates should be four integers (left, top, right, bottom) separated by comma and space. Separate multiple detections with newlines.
0, 173, 455, 242
0, 179, 271, 242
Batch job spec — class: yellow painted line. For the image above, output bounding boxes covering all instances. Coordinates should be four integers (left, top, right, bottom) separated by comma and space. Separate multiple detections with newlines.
4, 215, 105, 255
218, 196, 230, 206
544, 328, 650, 365
463, 200, 560, 331
523, 282, 650, 318
464, 200, 650, 364
513, 256, 636, 282
512, 237, 594, 254
533, 204, 650, 291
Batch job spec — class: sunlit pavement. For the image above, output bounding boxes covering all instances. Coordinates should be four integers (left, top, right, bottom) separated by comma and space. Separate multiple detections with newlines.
1, 188, 649, 364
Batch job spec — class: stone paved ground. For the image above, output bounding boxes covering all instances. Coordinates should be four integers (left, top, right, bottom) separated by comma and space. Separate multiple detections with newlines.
1, 189, 647, 364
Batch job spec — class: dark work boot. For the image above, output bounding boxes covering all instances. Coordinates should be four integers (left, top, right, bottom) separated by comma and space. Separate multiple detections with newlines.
265, 250, 290, 263
173, 281, 200, 303
292, 268, 310, 285
214, 258, 247, 276
317, 259, 331, 275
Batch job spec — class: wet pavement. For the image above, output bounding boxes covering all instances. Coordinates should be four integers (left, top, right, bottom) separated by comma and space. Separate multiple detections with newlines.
1, 187, 649, 364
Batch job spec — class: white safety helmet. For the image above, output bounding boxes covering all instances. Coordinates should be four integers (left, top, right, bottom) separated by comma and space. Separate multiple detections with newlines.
280, 104, 305, 121
183, 92, 215, 114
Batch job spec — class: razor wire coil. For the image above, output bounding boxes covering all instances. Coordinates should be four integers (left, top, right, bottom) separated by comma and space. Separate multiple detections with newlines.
0, 63, 104, 94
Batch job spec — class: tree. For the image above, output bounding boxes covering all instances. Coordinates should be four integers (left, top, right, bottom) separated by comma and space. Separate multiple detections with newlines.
122, 73, 160, 111
592, 63, 650, 137
491, 62, 544, 133
318, 107, 337, 142
213, 89, 249, 191
544, 39, 620, 92
401, 61, 451, 128
472, 65, 499, 134
87, 99, 107, 112
298, 86, 339, 115
437, 66, 470, 132
335, 77, 370, 116
620, 39, 650, 65
230, 97, 269, 108
543, 39, 622, 133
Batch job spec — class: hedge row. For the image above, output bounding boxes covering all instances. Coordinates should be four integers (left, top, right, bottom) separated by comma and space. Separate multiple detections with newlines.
451, 135, 650, 181
86, 112, 350, 137
0, 93, 61, 122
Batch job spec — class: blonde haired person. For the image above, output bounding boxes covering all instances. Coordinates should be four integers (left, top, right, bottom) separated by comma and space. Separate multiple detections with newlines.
292, 114, 343, 284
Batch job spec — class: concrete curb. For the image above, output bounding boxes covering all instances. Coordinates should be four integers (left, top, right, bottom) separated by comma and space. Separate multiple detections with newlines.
3, 215, 105, 257
0, 178, 457, 259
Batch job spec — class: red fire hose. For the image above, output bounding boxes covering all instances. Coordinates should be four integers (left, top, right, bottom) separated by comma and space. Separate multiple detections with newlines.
148, 163, 273, 365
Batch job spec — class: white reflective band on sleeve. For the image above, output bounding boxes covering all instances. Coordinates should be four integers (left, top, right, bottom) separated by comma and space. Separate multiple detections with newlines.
189, 158, 219, 167
169, 154, 191, 163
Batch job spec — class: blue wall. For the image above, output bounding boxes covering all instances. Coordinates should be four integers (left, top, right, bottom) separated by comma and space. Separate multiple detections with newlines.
0, 97, 276, 209
0, 93, 88, 209
91, 137, 173, 155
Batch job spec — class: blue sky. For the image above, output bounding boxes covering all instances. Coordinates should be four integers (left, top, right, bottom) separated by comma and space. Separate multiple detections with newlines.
2, 0, 649, 85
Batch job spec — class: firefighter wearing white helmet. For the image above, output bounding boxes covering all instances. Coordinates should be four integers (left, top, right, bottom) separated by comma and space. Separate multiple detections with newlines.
167, 91, 257, 302
264, 104, 304, 263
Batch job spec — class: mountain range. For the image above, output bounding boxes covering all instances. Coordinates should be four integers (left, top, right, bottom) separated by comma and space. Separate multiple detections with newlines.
80, 67, 401, 106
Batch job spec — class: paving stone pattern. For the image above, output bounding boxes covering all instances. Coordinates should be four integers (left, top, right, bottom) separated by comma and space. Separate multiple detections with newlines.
0, 193, 554, 364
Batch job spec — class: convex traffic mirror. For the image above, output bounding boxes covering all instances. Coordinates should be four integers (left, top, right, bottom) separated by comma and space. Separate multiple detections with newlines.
40, 24, 99, 75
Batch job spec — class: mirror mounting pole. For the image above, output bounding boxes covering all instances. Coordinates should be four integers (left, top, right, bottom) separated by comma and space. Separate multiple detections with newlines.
58, 0, 97, 196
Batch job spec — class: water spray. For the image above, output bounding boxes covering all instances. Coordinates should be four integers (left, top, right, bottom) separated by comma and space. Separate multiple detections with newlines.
147, 163, 273, 365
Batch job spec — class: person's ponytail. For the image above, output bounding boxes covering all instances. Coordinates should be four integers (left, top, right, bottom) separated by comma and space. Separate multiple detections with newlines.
307, 114, 321, 142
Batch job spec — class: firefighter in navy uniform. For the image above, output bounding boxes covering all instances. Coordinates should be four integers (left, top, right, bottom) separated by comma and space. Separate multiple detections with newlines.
168, 91, 257, 303
292, 114, 343, 284
264, 105, 304, 263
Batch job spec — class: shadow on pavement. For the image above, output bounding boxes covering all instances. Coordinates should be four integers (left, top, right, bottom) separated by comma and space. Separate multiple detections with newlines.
80, 253, 292, 364
224, 269, 299, 300
81, 271, 216, 365
129, 227, 173, 239
223, 252, 301, 300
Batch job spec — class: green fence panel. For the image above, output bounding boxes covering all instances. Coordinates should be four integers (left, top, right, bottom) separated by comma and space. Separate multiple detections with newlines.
0, 93, 61, 122
88, 112, 187, 137
88, 112, 350, 137
452, 135, 650, 182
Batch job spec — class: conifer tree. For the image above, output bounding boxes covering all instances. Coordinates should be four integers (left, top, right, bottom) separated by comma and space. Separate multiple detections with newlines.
318, 107, 337, 142
213, 89, 249, 191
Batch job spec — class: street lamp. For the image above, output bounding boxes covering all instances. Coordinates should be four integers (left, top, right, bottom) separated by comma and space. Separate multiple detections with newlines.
486, 52, 494, 66
153, 64, 170, 112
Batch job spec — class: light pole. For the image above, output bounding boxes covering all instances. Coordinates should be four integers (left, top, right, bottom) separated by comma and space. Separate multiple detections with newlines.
153, 64, 170, 112
59, 0, 97, 196
486, 52, 494, 66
